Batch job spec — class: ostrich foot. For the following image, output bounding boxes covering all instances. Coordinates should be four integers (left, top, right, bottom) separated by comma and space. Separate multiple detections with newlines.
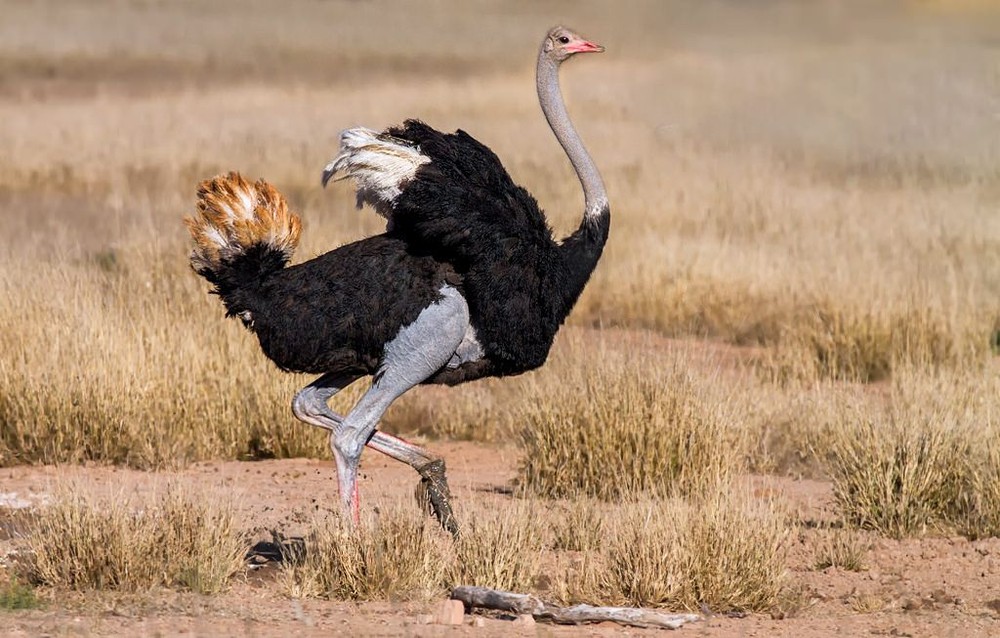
417, 459, 459, 537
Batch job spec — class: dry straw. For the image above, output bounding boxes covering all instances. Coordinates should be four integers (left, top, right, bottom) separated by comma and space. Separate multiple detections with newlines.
279, 505, 450, 601
827, 370, 1000, 538
519, 341, 746, 500
598, 490, 790, 613
22, 484, 246, 594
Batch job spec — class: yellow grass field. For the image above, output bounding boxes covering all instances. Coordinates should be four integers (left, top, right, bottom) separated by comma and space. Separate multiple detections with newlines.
1, 0, 999, 636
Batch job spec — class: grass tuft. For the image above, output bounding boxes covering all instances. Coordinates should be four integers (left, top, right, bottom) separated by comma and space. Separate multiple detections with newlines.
448, 501, 544, 592
0, 575, 40, 610
764, 304, 984, 384
279, 506, 449, 601
602, 490, 789, 613
812, 528, 869, 571
21, 485, 246, 594
954, 441, 1000, 540
850, 592, 890, 614
549, 498, 604, 552
828, 411, 965, 538
519, 346, 744, 500
826, 371, 1000, 538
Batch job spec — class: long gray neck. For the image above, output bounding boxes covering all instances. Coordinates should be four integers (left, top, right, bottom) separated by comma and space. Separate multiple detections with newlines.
536, 53, 608, 222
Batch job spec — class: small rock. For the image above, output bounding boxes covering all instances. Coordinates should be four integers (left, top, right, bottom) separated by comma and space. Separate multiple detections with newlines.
512, 614, 535, 627
416, 614, 434, 625
472, 617, 486, 627
434, 599, 465, 625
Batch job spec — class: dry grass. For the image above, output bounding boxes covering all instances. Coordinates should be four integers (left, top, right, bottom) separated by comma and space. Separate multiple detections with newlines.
274, 491, 789, 614
549, 497, 604, 552
828, 415, 962, 538
812, 528, 870, 572
0, 0, 997, 471
763, 304, 987, 384
279, 500, 543, 601
0, 244, 333, 468
850, 592, 891, 614
448, 501, 545, 592
20, 485, 246, 594
383, 380, 515, 442
1, 1, 1000, 622
599, 490, 790, 613
278, 506, 449, 601
826, 371, 999, 538
518, 342, 746, 500
957, 442, 1000, 540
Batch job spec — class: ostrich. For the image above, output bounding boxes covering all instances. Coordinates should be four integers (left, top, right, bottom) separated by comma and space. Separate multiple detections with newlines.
185, 26, 609, 535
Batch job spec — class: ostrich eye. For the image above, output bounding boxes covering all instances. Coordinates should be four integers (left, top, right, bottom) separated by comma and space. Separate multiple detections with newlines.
558, 36, 570, 44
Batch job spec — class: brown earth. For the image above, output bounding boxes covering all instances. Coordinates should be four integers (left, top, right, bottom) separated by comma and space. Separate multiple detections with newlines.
3, 438, 1000, 637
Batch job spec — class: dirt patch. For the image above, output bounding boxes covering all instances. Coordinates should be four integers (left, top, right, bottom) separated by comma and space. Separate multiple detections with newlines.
2, 443, 1000, 636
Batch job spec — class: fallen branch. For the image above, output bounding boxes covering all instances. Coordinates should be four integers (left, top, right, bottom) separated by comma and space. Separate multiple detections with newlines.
450, 585, 701, 630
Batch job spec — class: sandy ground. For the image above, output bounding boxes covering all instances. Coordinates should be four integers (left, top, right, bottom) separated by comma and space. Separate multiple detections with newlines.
3, 439, 1000, 638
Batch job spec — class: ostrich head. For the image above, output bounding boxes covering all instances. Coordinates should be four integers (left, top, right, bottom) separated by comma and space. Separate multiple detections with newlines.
542, 26, 605, 63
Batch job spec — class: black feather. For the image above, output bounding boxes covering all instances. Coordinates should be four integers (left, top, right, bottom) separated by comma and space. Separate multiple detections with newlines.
382, 120, 611, 375
201, 234, 460, 376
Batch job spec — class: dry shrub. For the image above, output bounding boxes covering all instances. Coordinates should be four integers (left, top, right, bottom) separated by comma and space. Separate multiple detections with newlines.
826, 370, 998, 538
279, 506, 449, 601
765, 303, 984, 384
519, 344, 745, 500
448, 501, 544, 592
549, 498, 604, 552
954, 440, 1000, 540
278, 513, 442, 600
22, 485, 245, 594
601, 490, 789, 613
812, 528, 869, 571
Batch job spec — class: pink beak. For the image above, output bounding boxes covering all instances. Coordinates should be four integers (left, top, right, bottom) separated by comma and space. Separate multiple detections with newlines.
565, 40, 605, 54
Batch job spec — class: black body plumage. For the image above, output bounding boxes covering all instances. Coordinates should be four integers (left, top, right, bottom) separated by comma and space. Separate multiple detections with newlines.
383, 120, 610, 378
203, 234, 460, 376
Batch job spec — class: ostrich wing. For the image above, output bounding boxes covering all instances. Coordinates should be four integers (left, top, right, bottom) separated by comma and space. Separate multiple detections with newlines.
327, 120, 555, 264
326, 120, 570, 374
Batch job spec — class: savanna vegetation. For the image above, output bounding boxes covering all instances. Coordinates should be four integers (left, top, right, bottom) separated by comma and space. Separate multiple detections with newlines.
1, 0, 998, 632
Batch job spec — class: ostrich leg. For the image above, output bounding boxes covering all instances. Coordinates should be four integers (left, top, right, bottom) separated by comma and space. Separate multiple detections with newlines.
292, 375, 459, 536
332, 287, 468, 528
291, 286, 468, 532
